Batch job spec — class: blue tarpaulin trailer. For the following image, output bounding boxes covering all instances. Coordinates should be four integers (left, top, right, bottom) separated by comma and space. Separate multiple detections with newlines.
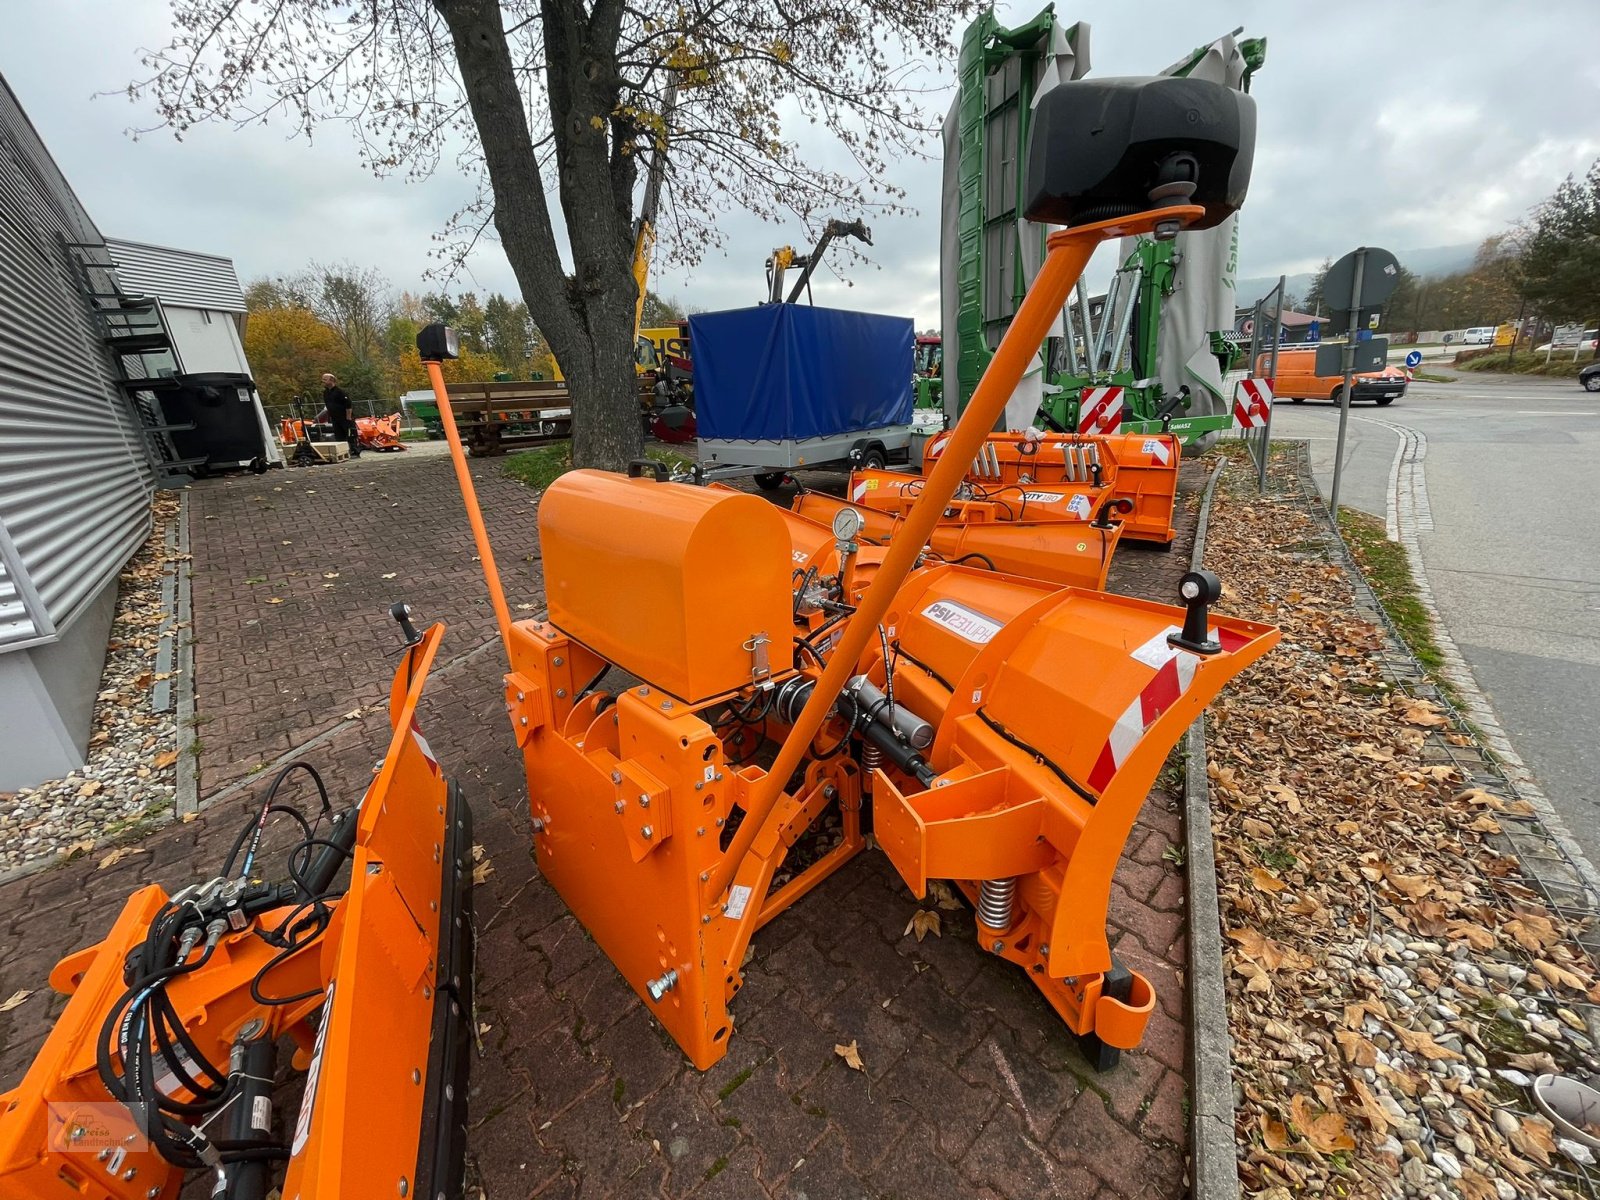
688, 304, 916, 481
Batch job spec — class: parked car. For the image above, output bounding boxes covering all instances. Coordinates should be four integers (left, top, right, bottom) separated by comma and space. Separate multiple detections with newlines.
1535, 328, 1598, 354
1464, 326, 1496, 345
1580, 362, 1600, 392
1256, 347, 1407, 406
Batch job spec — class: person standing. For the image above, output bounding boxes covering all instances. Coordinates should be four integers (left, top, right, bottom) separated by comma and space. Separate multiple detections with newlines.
321, 372, 359, 457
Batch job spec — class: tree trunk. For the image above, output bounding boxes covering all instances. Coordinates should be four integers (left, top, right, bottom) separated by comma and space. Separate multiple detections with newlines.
562, 283, 643, 471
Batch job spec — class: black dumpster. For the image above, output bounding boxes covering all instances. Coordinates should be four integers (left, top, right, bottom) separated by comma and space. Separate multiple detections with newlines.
156, 372, 270, 475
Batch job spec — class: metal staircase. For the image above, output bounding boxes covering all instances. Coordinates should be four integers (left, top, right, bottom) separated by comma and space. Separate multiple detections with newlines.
63, 240, 204, 485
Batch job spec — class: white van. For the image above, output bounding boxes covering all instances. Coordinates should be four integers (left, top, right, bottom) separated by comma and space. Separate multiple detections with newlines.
1464, 327, 1496, 345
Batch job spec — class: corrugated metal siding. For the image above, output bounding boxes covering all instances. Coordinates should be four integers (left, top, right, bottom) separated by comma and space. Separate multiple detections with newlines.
0, 77, 156, 650
107, 238, 247, 314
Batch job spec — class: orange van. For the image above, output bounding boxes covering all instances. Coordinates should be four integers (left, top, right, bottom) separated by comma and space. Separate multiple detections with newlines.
1255, 346, 1407, 406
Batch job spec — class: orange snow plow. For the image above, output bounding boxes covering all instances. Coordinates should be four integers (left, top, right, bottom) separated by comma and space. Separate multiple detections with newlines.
423, 74, 1272, 1073
0, 613, 471, 1200
869, 428, 1183, 547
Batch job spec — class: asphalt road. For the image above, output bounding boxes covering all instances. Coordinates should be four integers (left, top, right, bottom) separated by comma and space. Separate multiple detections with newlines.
1266, 372, 1600, 866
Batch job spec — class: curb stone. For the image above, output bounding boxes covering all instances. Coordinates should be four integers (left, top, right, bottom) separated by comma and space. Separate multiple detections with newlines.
1181, 459, 1242, 1200
175, 490, 199, 818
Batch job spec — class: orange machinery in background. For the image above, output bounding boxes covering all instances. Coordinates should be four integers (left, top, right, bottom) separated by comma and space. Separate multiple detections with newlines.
850, 428, 1182, 548
421, 70, 1271, 1077
0, 616, 472, 1200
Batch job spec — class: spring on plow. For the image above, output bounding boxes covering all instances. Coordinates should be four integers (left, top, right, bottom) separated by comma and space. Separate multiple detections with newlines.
977, 877, 1016, 931
860, 743, 882, 773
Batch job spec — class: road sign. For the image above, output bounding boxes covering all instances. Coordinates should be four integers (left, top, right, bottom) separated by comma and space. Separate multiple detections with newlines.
1323, 247, 1400, 312
1404, 349, 1422, 369
1321, 247, 1401, 337
1315, 338, 1388, 376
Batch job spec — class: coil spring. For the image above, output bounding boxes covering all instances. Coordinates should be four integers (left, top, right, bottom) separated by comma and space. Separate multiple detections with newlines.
976, 877, 1016, 931
860, 743, 882, 773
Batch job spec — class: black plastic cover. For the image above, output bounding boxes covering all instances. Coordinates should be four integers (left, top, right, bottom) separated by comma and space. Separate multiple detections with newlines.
1024, 76, 1255, 231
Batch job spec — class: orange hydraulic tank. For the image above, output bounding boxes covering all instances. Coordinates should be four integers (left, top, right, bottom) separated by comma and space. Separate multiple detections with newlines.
539, 470, 794, 702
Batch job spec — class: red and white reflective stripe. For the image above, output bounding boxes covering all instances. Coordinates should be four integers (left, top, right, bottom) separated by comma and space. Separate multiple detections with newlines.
1079, 386, 1124, 434
1233, 377, 1273, 429
925, 432, 952, 461
1088, 639, 1198, 792
410, 718, 441, 775
851, 478, 870, 502
1083, 622, 1254, 794
1142, 436, 1172, 466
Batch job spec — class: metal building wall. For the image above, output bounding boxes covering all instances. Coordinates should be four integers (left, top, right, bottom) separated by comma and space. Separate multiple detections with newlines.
106, 238, 247, 315
0, 74, 156, 652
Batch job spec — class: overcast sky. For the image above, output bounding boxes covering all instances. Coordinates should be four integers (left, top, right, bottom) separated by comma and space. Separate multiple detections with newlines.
4, 1, 1597, 329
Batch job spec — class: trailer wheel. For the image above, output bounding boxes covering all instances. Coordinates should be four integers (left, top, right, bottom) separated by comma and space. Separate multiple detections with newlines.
753, 471, 786, 491
862, 447, 887, 470
250, 457, 268, 474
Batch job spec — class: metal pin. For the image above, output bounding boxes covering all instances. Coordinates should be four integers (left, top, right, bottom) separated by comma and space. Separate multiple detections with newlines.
552, 656, 564, 666
641, 825, 654, 840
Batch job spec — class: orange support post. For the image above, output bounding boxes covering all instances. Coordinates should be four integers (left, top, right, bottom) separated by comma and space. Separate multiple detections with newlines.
703, 205, 1206, 906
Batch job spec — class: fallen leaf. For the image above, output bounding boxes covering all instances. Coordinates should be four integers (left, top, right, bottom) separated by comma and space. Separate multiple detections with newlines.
1250, 867, 1288, 894
1335, 1029, 1377, 1067
1261, 1114, 1290, 1151
1349, 1078, 1390, 1136
1290, 1095, 1356, 1153
0, 989, 31, 1013
77, 780, 104, 798
342, 708, 363, 721
98, 846, 147, 870
181, 812, 199, 823
903, 910, 942, 942
472, 860, 495, 886
834, 1040, 864, 1071
323, 572, 340, 579
153, 750, 179, 769
1389, 1024, 1463, 1061
266, 598, 285, 605
382, 572, 398, 580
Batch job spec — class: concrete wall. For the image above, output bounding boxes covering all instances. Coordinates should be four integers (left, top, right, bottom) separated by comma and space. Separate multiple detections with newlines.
0, 572, 118, 788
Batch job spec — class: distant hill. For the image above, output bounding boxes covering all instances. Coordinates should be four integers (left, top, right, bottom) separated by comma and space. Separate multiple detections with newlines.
1237, 243, 1479, 308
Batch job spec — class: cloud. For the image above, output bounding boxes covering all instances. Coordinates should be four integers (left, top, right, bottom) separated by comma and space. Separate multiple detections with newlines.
3, 0, 1597, 333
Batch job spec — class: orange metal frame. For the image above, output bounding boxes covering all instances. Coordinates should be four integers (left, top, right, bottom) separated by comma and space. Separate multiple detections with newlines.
428, 205, 1279, 1070
0, 626, 459, 1199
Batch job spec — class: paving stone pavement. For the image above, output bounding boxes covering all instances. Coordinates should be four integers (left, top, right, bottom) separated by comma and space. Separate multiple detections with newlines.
0, 449, 1208, 1199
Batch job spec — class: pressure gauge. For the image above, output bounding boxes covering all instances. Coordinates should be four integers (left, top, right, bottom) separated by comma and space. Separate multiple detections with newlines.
832, 507, 864, 542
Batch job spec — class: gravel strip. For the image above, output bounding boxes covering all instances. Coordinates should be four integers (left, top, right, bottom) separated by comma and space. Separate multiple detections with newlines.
0, 493, 183, 872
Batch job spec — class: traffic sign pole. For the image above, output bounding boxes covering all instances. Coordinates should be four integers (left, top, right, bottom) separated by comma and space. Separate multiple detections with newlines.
1328, 249, 1366, 519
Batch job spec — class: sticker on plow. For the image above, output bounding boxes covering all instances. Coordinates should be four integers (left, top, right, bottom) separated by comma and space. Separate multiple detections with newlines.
1020, 491, 1064, 503
291, 981, 335, 1157
725, 884, 754, 920
1066, 494, 1093, 520
1129, 625, 1187, 670
922, 600, 1003, 644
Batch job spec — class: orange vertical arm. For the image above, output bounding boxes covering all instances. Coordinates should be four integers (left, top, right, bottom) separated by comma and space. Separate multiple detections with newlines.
426, 360, 516, 662
703, 205, 1206, 905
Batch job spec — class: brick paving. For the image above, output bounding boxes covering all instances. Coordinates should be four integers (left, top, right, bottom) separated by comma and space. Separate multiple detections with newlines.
0, 448, 1209, 1199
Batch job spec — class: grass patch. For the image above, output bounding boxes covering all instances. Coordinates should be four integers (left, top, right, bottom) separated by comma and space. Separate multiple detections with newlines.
612, 1078, 626, 1105
1410, 371, 1453, 383
399, 429, 433, 441
1337, 508, 1456, 704
705, 1156, 729, 1182
503, 444, 693, 493
717, 1064, 755, 1101
1457, 349, 1593, 379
